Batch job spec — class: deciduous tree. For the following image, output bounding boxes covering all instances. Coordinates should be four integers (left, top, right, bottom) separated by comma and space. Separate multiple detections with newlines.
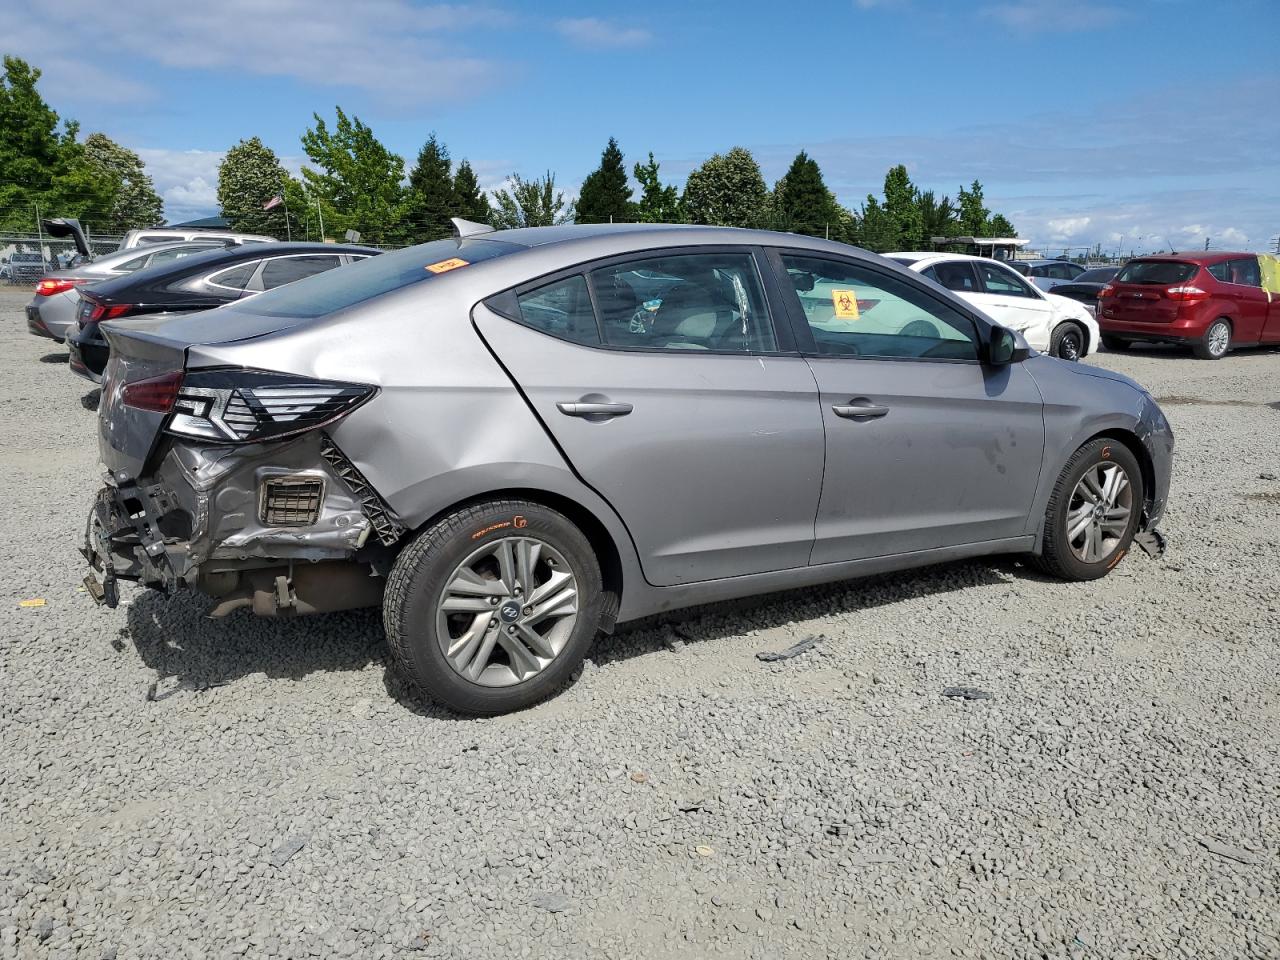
83, 133, 163, 233
632, 152, 681, 223
682, 147, 769, 228
490, 172, 569, 229
217, 136, 297, 239
299, 107, 405, 243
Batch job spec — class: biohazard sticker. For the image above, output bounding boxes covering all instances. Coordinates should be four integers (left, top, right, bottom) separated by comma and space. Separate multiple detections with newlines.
831, 289, 860, 320
426, 257, 469, 274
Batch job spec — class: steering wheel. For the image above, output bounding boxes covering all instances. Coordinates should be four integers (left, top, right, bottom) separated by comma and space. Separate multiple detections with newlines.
900, 319, 939, 339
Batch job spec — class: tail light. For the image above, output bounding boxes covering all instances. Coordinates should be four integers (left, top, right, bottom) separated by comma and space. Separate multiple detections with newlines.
87, 303, 134, 322
36, 277, 86, 297
1166, 286, 1208, 302
167, 370, 376, 443
122, 372, 185, 413
1096, 284, 1116, 300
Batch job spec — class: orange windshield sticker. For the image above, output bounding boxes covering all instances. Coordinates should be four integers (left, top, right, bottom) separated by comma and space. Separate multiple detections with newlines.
831, 289, 860, 320
426, 257, 469, 274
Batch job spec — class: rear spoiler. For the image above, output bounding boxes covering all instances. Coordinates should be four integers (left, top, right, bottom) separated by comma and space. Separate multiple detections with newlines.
42, 218, 92, 259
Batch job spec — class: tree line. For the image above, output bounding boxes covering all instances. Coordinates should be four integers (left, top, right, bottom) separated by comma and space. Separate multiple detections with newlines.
2, 54, 1018, 250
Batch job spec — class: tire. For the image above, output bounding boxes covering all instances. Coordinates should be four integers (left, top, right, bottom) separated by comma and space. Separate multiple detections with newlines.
383, 499, 603, 715
1032, 439, 1144, 582
1191, 318, 1231, 360
1050, 322, 1085, 361
1101, 335, 1131, 352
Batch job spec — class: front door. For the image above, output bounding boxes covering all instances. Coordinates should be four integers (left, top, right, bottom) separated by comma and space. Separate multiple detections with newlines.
768, 250, 1045, 565
971, 260, 1056, 351
473, 248, 825, 586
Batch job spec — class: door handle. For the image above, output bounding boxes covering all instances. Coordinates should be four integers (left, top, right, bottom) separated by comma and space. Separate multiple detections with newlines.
832, 401, 889, 420
556, 401, 633, 418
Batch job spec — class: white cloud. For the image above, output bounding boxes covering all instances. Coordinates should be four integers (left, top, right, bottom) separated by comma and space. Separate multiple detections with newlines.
555, 17, 652, 48
980, 0, 1125, 32
7, 0, 511, 104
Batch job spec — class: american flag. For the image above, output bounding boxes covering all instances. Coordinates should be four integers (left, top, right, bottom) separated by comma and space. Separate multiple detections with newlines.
262, 194, 284, 211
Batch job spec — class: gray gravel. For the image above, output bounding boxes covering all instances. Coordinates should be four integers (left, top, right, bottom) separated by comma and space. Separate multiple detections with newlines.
2, 287, 1279, 959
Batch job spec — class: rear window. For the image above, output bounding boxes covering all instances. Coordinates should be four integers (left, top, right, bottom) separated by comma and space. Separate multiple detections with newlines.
1115, 260, 1197, 285
1076, 268, 1118, 283
225, 239, 521, 319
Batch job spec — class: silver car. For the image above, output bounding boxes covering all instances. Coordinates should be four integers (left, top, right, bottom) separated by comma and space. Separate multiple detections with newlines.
83, 223, 1173, 715
27, 241, 232, 342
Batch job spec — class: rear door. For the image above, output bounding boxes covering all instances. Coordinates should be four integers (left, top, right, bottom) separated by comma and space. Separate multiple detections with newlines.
472, 247, 825, 586
972, 260, 1055, 350
1218, 257, 1268, 342
769, 250, 1045, 564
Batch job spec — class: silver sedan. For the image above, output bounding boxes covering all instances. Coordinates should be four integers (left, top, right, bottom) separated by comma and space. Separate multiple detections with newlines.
83, 223, 1173, 715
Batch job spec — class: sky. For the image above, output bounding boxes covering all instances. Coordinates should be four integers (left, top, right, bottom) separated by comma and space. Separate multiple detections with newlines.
7, 0, 1279, 253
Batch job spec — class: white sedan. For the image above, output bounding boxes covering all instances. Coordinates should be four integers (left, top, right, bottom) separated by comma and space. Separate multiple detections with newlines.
887, 252, 1100, 361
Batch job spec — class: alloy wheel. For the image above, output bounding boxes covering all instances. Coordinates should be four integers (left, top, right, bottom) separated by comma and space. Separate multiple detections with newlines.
1207, 322, 1230, 358
435, 536, 579, 687
1066, 462, 1133, 563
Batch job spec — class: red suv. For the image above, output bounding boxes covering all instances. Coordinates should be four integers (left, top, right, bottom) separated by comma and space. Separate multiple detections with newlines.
1097, 252, 1280, 359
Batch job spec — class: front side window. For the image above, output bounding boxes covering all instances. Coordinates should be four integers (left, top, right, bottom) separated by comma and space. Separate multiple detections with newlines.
978, 261, 1037, 298
779, 254, 978, 361
259, 255, 342, 290
589, 252, 776, 353
515, 275, 599, 345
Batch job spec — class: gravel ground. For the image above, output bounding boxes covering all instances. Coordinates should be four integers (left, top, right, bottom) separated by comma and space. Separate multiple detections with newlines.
2, 286, 1278, 960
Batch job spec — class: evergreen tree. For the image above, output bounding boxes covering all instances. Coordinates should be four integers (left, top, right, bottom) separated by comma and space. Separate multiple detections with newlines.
882, 164, 923, 250
299, 107, 405, 244
633, 152, 681, 223
956, 180, 990, 236
988, 213, 1017, 237
917, 190, 957, 245
452, 160, 492, 223
0, 56, 113, 231
217, 136, 298, 239
575, 137, 634, 224
490, 172, 569, 228
773, 150, 852, 240
82, 133, 163, 233
858, 195, 896, 252
401, 133, 455, 242
682, 147, 769, 228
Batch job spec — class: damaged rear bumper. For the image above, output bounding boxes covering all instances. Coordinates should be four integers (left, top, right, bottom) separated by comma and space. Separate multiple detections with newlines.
82, 432, 403, 616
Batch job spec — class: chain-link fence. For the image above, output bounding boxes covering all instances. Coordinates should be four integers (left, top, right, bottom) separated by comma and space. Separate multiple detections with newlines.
0, 232, 124, 284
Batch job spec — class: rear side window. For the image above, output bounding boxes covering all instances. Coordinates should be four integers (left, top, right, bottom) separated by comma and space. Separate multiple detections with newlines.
227, 239, 517, 319
516, 275, 599, 345
1225, 257, 1260, 287
148, 245, 219, 265
1115, 261, 1197, 285
589, 253, 776, 353
924, 261, 979, 293
115, 253, 154, 274
208, 261, 259, 291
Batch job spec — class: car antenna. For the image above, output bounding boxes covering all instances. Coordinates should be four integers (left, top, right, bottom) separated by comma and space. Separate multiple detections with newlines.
451, 217, 494, 239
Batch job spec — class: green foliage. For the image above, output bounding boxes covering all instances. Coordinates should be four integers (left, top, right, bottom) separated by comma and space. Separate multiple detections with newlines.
299, 107, 405, 243
217, 137, 298, 239
917, 190, 957, 245
956, 180, 990, 236
0, 56, 114, 232
575, 137, 634, 224
988, 213, 1017, 237
633, 152, 682, 223
402, 133, 456, 242
882, 165, 923, 250
452, 160, 492, 224
858, 195, 897, 252
682, 147, 769, 228
83, 133, 163, 233
773, 151, 854, 242
490, 172, 569, 229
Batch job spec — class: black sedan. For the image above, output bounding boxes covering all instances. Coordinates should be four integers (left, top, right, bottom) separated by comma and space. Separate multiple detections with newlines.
1049, 266, 1122, 315
68, 242, 379, 382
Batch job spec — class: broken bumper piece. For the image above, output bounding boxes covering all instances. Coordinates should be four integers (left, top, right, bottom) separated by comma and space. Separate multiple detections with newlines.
81, 432, 403, 616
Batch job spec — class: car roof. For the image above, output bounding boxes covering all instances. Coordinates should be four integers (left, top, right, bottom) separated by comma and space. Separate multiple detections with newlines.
885, 251, 1016, 268
1125, 251, 1254, 264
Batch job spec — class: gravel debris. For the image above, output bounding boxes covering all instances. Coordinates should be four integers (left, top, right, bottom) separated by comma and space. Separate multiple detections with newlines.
2, 290, 1279, 958
942, 685, 994, 700
755, 633, 822, 662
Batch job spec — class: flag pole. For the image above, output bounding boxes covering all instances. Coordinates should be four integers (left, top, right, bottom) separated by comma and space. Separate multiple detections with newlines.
280, 179, 292, 241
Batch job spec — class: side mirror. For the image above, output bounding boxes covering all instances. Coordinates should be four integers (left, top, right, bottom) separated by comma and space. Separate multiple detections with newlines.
987, 326, 1029, 365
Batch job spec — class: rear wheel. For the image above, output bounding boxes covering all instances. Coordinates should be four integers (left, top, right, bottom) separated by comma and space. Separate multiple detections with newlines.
1050, 322, 1085, 361
1101, 334, 1131, 352
1192, 318, 1231, 360
383, 499, 603, 715
1033, 439, 1143, 581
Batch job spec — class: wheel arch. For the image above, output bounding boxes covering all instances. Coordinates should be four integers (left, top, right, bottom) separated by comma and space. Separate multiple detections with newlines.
402, 486, 626, 632
1052, 317, 1090, 356
1081, 427, 1155, 516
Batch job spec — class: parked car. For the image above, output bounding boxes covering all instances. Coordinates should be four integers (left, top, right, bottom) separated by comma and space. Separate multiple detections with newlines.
119, 227, 275, 249
27, 240, 234, 342
82, 223, 1173, 715
888, 252, 1099, 360
2, 251, 48, 284
1097, 252, 1280, 359
68, 242, 378, 381
1004, 258, 1086, 291
1050, 266, 1122, 316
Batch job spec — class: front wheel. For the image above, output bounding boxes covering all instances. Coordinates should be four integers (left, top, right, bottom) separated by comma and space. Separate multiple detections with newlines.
1033, 439, 1143, 581
1192, 319, 1231, 360
383, 500, 603, 715
1050, 322, 1085, 361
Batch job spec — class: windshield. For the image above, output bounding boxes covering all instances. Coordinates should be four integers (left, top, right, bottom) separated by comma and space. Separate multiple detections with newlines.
226, 238, 522, 319
1115, 260, 1197, 285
